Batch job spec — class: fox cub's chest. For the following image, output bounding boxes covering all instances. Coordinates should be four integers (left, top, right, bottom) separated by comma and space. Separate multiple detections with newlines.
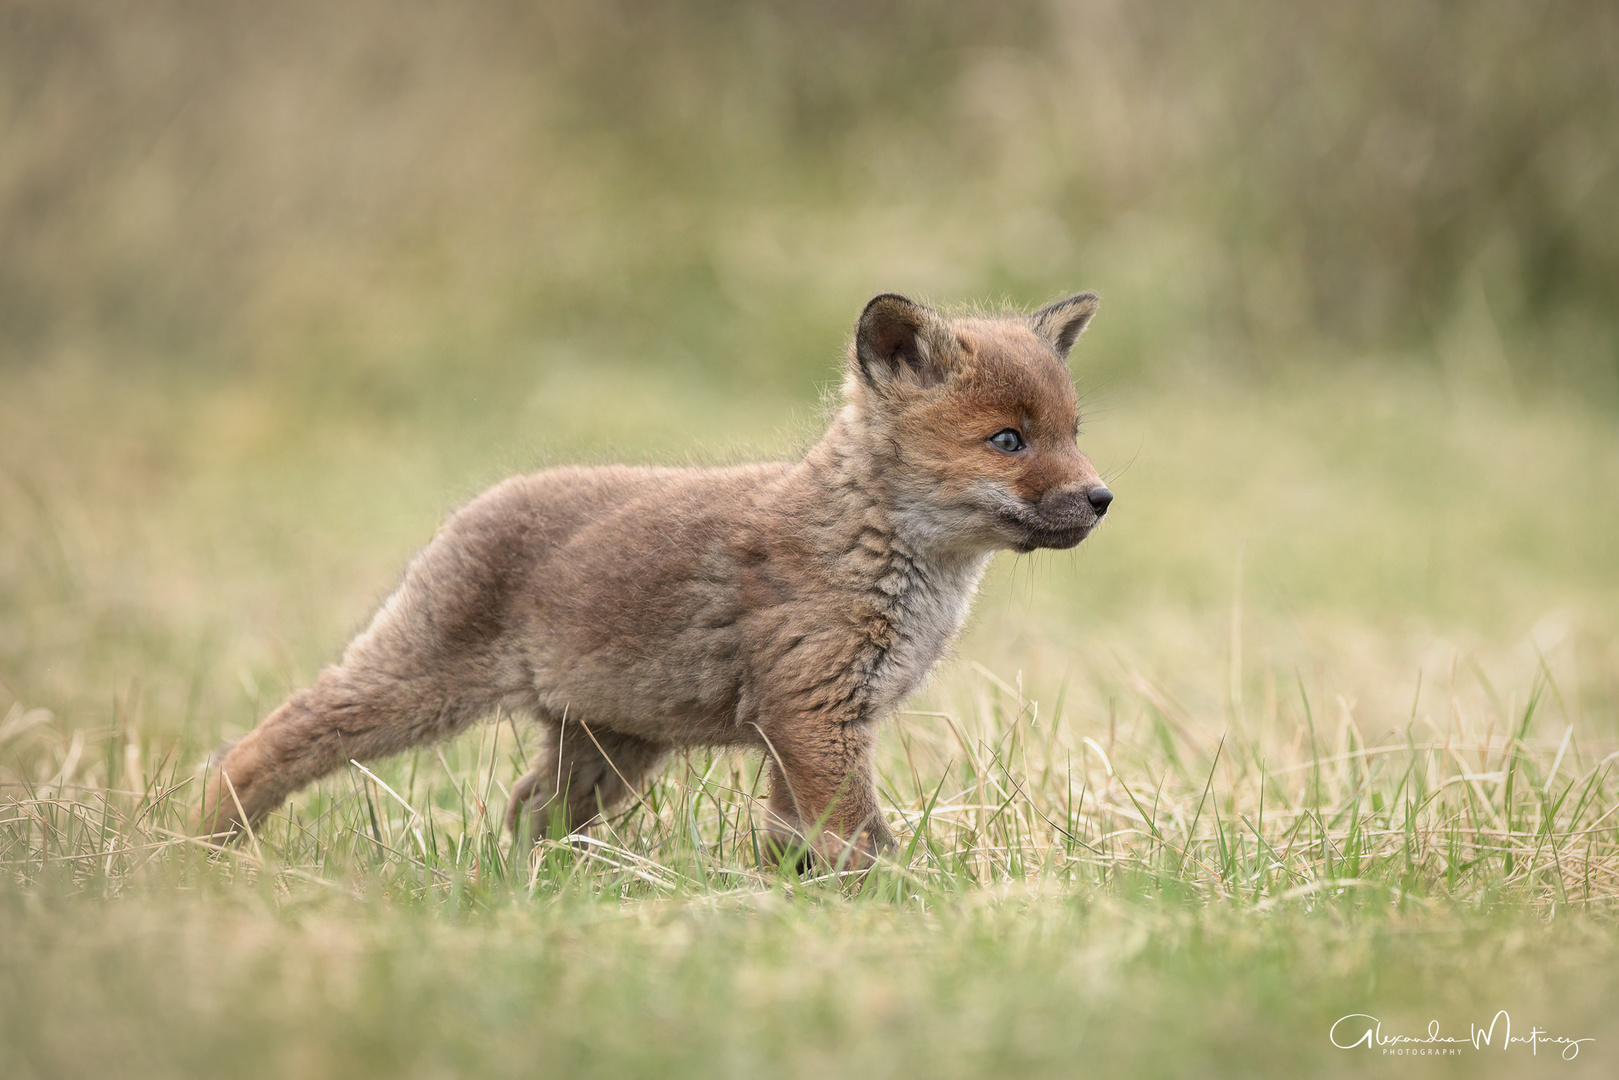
863, 550, 991, 716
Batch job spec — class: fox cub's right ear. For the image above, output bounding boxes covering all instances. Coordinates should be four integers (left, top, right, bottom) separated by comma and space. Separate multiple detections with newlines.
1029, 292, 1100, 358
855, 293, 958, 390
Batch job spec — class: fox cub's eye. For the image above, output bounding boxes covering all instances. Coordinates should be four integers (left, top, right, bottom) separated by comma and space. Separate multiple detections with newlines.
989, 429, 1025, 454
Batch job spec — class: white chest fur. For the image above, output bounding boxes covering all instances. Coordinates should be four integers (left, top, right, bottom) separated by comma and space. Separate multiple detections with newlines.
867, 547, 992, 716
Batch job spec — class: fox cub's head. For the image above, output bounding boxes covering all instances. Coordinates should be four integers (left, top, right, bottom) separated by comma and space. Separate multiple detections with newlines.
845, 292, 1112, 555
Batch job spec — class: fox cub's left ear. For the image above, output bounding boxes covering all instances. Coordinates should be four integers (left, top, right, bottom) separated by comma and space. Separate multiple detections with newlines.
855, 293, 959, 390
1029, 292, 1100, 358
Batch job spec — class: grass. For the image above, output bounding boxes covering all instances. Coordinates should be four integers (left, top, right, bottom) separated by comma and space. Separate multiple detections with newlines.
4, 654, 1617, 1077
5, 638, 1618, 913
4, 355, 1618, 1076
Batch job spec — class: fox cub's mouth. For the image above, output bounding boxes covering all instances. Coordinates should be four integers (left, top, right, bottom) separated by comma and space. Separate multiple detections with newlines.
998, 484, 1111, 553
1009, 520, 1096, 553
1001, 508, 1106, 553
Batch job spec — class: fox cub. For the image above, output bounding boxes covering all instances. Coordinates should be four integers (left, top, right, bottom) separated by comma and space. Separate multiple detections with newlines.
199, 292, 1113, 865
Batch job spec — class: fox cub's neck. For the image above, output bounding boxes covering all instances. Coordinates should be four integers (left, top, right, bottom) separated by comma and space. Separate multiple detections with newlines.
788, 407, 993, 714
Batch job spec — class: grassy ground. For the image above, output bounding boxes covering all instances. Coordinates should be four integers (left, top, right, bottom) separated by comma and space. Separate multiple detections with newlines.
3, 354, 1617, 1077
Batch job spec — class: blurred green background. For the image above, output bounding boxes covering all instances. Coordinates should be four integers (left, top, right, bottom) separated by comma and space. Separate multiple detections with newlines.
2, 0, 1618, 741
6, 0, 1618, 393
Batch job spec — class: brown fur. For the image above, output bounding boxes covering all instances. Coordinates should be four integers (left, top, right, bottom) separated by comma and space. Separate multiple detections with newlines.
198, 293, 1112, 866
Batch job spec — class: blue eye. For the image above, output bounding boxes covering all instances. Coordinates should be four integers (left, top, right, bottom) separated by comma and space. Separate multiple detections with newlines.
989, 429, 1025, 453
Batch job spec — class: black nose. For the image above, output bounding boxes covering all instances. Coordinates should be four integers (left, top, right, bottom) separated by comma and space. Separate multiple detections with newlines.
1087, 486, 1113, 514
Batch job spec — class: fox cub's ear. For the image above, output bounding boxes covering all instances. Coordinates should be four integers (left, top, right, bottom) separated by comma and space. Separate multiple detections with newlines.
855, 293, 958, 390
1029, 292, 1100, 358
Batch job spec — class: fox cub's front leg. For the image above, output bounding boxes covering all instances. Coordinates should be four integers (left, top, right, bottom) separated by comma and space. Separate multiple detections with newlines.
758, 715, 895, 870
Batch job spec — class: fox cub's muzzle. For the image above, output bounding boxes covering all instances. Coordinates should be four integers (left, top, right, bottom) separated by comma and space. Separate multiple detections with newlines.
1006, 483, 1113, 552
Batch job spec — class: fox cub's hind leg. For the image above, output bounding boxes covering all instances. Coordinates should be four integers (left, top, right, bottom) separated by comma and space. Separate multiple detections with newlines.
504, 720, 668, 842
198, 659, 503, 838
198, 483, 547, 839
